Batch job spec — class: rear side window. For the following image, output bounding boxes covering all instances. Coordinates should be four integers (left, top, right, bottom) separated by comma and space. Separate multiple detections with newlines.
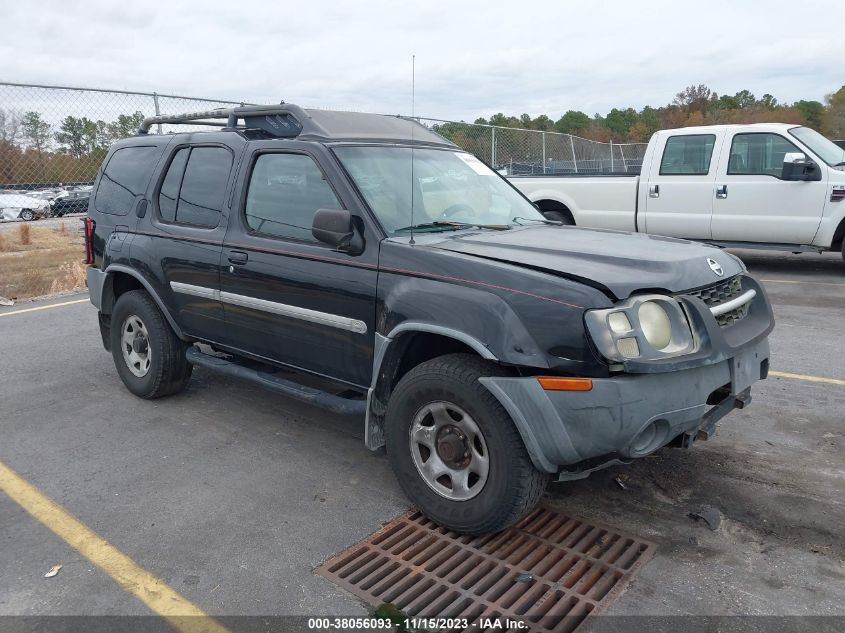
244, 153, 342, 242
157, 146, 232, 228
94, 146, 159, 215
728, 133, 800, 177
158, 148, 189, 222
659, 134, 716, 176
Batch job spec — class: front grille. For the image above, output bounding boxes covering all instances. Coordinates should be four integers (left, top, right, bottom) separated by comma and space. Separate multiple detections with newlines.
687, 275, 749, 327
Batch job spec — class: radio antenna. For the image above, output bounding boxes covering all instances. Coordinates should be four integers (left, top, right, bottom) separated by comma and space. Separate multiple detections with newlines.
409, 54, 416, 246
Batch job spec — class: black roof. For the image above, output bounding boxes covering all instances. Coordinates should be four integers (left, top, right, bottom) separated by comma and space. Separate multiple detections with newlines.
138, 103, 455, 147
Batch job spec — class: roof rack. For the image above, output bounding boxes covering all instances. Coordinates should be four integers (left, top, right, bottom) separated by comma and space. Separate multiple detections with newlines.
138, 103, 314, 138
137, 103, 456, 147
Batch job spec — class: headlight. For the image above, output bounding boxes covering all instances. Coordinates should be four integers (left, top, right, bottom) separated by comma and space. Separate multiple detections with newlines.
638, 301, 671, 350
585, 295, 697, 362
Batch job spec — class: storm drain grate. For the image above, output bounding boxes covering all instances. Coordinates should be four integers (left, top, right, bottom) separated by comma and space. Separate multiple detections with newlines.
316, 506, 656, 633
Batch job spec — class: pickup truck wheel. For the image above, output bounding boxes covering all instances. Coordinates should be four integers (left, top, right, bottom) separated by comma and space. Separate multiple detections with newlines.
110, 290, 192, 399
386, 353, 549, 534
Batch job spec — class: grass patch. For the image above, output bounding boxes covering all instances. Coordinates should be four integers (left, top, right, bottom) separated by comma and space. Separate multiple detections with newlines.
0, 226, 86, 300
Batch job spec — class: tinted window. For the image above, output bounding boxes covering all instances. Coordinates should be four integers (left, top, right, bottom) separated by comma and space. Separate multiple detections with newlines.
728, 133, 801, 177
158, 148, 189, 222
659, 134, 716, 175
94, 146, 159, 215
174, 147, 232, 227
244, 153, 341, 241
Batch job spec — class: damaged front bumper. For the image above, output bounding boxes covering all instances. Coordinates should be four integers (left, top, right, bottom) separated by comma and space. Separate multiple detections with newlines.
481, 273, 774, 478
480, 337, 769, 477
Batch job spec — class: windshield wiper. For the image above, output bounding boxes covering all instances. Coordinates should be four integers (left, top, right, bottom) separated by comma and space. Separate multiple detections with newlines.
512, 216, 563, 226
395, 221, 511, 232
834, 161, 845, 167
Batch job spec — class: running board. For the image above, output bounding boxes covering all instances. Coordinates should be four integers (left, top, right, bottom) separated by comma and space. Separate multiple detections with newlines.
186, 347, 366, 415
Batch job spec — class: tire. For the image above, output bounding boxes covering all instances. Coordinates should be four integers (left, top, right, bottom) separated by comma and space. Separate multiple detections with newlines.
841, 240, 845, 263
385, 353, 549, 534
110, 290, 192, 399
20, 209, 34, 221
541, 210, 574, 225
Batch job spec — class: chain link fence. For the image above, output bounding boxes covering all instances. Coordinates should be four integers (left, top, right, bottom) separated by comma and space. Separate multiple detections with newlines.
0, 82, 647, 206
417, 118, 647, 176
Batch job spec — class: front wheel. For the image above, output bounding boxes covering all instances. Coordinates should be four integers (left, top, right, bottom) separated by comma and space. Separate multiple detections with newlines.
110, 290, 192, 398
20, 209, 35, 221
385, 354, 549, 534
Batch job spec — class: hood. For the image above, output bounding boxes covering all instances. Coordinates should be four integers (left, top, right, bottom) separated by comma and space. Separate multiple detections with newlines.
430, 225, 744, 299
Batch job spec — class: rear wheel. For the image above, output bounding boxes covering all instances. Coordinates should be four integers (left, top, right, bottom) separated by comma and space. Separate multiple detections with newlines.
110, 290, 192, 398
386, 354, 549, 534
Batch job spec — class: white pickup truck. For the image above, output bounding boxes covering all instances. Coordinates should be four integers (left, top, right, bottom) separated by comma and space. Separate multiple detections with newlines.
510, 123, 845, 260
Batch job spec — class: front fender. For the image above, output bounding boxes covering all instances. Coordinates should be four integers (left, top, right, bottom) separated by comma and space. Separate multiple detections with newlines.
379, 274, 549, 368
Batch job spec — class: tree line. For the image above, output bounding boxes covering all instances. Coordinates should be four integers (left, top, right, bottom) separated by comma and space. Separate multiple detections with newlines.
466, 84, 845, 143
0, 110, 145, 186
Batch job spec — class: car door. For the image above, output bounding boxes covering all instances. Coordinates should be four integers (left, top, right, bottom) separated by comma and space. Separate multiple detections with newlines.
642, 131, 722, 239
710, 131, 827, 244
143, 142, 235, 342
218, 142, 379, 388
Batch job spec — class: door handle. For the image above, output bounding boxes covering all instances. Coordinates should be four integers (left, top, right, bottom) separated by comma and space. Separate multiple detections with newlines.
715, 185, 728, 199
648, 184, 660, 198
227, 251, 248, 265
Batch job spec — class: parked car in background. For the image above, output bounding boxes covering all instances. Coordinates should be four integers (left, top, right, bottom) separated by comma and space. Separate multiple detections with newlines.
0, 193, 49, 221
511, 123, 845, 261
25, 188, 65, 202
50, 190, 91, 216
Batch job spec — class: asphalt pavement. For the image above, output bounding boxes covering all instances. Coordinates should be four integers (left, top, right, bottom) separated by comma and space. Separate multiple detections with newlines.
0, 249, 843, 621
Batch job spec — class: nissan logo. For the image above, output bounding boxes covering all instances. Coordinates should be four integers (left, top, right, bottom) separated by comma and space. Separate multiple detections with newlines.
707, 258, 724, 276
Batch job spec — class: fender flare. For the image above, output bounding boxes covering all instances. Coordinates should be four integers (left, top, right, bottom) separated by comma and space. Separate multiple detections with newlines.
103, 264, 186, 339
364, 323, 497, 450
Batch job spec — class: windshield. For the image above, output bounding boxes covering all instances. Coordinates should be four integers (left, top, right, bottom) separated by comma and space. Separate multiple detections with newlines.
789, 126, 845, 167
333, 146, 545, 234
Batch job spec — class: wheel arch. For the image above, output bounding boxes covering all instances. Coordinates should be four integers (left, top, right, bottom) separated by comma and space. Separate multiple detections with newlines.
831, 214, 845, 252
535, 198, 575, 224
102, 265, 185, 339
364, 325, 496, 451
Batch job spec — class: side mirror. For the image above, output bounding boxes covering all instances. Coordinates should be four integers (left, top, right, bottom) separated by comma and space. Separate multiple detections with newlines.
781, 152, 821, 181
312, 208, 363, 253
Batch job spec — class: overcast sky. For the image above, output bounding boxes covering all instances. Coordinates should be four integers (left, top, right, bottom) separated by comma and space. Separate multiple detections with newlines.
2, 0, 842, 122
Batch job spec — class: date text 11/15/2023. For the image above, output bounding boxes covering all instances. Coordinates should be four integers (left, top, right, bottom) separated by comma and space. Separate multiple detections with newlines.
307, 617, 529, 630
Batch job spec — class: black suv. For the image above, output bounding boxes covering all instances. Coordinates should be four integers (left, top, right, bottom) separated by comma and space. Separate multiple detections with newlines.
85, 105, 774, 534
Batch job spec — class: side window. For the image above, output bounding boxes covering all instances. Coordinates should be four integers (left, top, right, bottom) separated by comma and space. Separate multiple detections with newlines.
244, 153, 342, 242
158, 148, 189, 222
176, 147, 232, 228
659, 134, 716, 176
157, 146, 232, 227
94, 146, 159, 215
728, 133, 800, 177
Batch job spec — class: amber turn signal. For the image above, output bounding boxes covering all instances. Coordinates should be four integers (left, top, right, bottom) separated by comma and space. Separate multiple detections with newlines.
537, 377, 593, 391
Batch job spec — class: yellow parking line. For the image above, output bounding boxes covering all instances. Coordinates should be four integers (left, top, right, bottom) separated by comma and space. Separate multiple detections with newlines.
769, 370, 845, 386
0, 461, 228, 633
0, 298, 88, 317
761, 278, 845, 287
